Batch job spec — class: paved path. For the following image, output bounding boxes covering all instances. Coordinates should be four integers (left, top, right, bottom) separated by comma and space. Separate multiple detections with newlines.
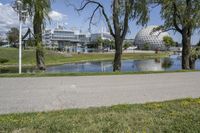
0, 72, 200, 114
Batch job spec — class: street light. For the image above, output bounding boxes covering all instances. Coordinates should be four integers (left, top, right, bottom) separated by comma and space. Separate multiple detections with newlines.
12, 0, 29, 74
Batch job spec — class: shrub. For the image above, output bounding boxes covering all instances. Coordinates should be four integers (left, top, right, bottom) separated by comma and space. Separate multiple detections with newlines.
143, 43, 150, 50
0, 58, 9, 64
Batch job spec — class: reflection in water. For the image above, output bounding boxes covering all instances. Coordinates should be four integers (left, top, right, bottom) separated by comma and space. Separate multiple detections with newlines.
47, 61, 113, 73
154, 58, 161, 63
134, 59, 164, 71
1, 55, 200, 74
162, 58, 173, 69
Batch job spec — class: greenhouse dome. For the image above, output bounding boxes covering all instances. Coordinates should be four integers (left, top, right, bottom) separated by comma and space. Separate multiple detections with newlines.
134, 26, 170, 50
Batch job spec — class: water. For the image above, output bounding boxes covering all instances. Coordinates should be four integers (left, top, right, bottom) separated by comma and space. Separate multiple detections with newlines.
46, 55, 200, 73
1, 55, 200, 73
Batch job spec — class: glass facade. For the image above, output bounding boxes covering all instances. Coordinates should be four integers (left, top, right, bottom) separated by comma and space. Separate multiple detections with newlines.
52, 30, 77, 41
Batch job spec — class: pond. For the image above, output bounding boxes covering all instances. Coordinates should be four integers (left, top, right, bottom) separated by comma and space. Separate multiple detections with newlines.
1, 55, 200, 74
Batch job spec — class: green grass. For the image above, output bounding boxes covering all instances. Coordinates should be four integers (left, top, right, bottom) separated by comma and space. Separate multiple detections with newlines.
0, 47, 169, 67
0, 98, 200, 132
0, 70, 199, 78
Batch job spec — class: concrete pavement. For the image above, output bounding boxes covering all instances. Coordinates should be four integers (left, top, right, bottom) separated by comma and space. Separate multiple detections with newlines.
0, 72, 200, 114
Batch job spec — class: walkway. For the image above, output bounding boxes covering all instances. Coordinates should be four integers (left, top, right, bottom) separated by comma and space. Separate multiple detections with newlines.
0, 72, 200, 114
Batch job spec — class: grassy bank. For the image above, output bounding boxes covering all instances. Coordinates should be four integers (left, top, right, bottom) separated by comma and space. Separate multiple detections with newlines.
0, 70, 199, 78
0, 48, 169, 67
0, 98, 200, 132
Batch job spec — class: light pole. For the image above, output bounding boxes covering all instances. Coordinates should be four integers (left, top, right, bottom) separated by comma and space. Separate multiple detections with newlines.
12, 0, 29, 74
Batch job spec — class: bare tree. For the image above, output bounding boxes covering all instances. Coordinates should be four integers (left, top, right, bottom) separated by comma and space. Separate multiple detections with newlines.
77, 0, 149, 71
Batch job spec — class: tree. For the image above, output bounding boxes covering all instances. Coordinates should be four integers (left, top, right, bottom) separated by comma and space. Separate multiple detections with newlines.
189, 47, 200, 69
143, 43, 150, 50
97, 37, 104, 51
104, 39, 114, 50
163, 36, 175, 48
123, 41, 132, 50
77, 0, 149, 71
153, 0, 200, 70
7, 27, 19, 47
23, 0, 52, 70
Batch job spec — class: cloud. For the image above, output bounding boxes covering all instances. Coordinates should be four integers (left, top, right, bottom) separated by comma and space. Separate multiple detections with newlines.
0, 3, 19, 33
48, 10, 67, 22
0, 3, 68, 33
0, 2, 32, 34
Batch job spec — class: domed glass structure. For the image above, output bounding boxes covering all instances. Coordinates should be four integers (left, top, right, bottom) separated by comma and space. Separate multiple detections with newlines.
134, 26, 170, 50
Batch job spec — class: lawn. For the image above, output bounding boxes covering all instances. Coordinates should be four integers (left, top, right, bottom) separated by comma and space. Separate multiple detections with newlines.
0, 48, 169, 67
0, 98, 200, 132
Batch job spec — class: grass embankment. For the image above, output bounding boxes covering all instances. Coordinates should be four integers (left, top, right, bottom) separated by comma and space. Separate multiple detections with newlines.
0, 70, 199, 78
0, 98, 200, 132
0, 48, 169, 67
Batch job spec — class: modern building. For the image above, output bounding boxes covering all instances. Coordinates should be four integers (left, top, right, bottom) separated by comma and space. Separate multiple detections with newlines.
88, 32, 113, 52
134, 25, 170, 50
43, 26, 114, 53
43, 26, 89, 52
90, 32, 113, 42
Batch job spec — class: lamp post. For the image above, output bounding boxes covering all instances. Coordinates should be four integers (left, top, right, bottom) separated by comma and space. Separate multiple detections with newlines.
12, 0, 29, 74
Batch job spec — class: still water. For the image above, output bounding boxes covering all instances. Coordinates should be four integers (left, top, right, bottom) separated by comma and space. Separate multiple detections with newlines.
1, 55, 200, 73
46, 55, 200, 73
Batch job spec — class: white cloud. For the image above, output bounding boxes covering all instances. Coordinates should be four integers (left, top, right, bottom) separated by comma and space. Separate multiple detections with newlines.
0, 3, 19, 33
0, 3, 68, 33
47, 10, 68, 29
48, 10, 67, 22
0, 3, 32, 34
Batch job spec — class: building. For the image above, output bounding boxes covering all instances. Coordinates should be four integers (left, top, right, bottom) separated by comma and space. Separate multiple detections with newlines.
88, 32, 114, 52
43, 26, 89, 52
134, 25, 170, 50
43, 26, 114, 53
90, 32, 113, 42
0, 33, 8, 47
124, 39, 134, 45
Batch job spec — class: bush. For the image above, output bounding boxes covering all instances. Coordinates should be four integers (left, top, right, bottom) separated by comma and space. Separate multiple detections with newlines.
0, 58, 9, 64
143, 43, 150, 50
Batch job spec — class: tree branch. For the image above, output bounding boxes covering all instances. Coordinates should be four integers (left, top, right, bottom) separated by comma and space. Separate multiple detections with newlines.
112, 0, 120, 37
122, 0, 132, 39
77, 0, 115, 37
172, 2, 183, 34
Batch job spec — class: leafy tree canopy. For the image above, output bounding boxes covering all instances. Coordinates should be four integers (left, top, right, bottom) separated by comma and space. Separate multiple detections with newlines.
163, 36, 175, 47
152, 0, 200, 34
7, 27, 19, 47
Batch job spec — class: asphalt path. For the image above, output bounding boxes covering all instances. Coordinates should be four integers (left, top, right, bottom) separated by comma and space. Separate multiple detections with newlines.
0, 72, 200, 114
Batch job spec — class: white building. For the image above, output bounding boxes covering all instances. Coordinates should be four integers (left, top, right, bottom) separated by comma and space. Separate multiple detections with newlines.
43, 26, 113, 52
91, 32, 113, 42
43, 26, 89, 52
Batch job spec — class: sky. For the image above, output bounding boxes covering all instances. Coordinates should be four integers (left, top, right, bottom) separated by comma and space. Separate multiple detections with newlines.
0, 0, 199, 44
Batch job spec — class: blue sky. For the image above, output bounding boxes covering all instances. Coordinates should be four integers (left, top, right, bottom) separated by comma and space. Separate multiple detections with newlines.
0, 0, 199, 44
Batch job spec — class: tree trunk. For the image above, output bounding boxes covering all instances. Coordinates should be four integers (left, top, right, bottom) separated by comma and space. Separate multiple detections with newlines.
181, 32, 191, 70
113, 38, 123, 71
36, 42, 46, 70
33, 15, 46, 70
189, 57, 196, 70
